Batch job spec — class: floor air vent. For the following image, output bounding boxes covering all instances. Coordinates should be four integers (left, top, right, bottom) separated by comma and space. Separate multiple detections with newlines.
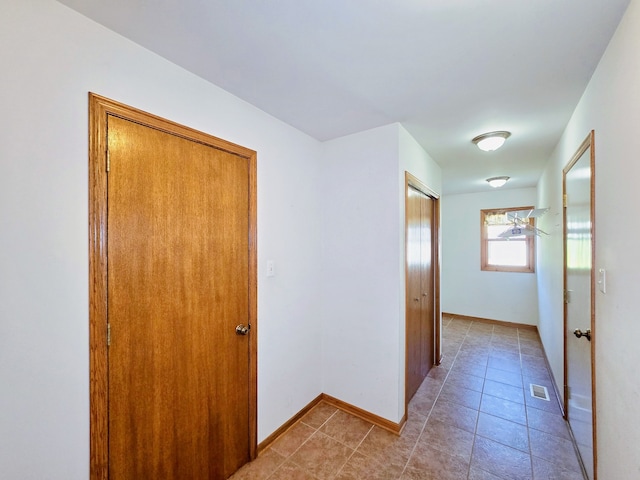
529, 383, 550, 401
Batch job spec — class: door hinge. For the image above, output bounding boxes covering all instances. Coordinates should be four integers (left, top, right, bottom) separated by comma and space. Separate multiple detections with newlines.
564, 290, 570, 304
106, 149, 110, 172
107, 323, 111, 346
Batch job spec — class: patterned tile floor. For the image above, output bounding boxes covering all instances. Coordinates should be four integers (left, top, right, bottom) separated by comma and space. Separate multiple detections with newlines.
231, 316, 585, 479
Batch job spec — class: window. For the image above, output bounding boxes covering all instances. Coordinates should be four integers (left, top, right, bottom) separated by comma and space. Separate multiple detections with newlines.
481, 206, 535, 273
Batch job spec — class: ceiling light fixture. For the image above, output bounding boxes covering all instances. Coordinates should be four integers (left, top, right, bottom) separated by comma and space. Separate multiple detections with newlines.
472, 131, 511, 152
486, 176, 510, 188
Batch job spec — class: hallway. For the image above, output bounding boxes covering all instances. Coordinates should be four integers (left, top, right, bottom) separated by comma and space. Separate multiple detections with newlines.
231, 316, 584, 479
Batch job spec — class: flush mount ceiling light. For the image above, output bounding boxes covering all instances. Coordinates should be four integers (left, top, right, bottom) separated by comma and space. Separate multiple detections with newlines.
472, 131, 511, 152
486, 176, 510, 188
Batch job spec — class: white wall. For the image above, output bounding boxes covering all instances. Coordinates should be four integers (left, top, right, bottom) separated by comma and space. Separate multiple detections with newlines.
0, 1, 324, 477
399, 125, 443, 195
536, 157, 566, 399
321, 124, 402, 422
320, 124, 441, 423
536, 0, 640, 477
441, 188, 540, 325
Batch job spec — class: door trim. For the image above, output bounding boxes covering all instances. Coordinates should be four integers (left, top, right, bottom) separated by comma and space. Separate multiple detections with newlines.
404, 172, 441, 410
562, 130, 596, 478
88, 93, 258, 479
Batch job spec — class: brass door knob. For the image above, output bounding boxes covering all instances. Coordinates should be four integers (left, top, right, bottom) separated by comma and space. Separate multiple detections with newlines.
573, 328, 591, 341
236, 324, 250, 336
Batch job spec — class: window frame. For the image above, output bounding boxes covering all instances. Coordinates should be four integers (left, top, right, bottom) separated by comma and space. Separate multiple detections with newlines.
481, 206, 535, 273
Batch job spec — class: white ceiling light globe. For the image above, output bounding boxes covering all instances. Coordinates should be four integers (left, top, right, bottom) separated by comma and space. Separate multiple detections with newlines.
472, 131, 511, 152
477, 136, 506, 151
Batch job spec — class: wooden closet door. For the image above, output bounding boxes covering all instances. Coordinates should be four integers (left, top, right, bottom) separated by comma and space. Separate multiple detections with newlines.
419, 194, 434, 378
406, 186, 434, 401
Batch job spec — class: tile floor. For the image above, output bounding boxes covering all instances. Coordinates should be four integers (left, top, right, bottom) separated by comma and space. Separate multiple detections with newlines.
231, 316, 585, 479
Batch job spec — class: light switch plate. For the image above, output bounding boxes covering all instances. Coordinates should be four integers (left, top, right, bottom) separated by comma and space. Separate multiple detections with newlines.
267, 260, 275, 277
598, 268, 606, 293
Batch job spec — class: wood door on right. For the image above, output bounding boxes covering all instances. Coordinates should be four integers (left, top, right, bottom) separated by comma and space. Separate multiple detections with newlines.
564, 131, 596, 479
406, 186, 435, 401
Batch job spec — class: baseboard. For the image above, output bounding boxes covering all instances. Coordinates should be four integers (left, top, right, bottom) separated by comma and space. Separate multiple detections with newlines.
257, 393, 324, 454
538, 338, 566, 418
257, 393, 406, 454
443, 312, 538, 331
321, 393, 406, 435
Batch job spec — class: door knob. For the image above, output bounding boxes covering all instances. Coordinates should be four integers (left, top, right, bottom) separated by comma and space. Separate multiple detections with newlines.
236, 324, 250, 336
573, 328, 591, 341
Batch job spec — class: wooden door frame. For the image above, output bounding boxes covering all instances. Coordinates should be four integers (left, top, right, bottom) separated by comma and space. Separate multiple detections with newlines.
88, 93, 258, 479
562, 130, 596, 478
404, 172, 441, 409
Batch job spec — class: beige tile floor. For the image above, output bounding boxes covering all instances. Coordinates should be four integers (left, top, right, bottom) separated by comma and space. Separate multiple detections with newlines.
231, 316, 585, 479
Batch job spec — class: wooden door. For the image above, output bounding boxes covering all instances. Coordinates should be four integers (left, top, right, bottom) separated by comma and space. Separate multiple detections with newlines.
419, 193, 434, 378
563, 131, 596, 479
89, 94, 257, 480
406, 185, 434, 401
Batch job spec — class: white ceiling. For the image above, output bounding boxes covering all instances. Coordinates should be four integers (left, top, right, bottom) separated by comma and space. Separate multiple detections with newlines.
58, 0, 630, 194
